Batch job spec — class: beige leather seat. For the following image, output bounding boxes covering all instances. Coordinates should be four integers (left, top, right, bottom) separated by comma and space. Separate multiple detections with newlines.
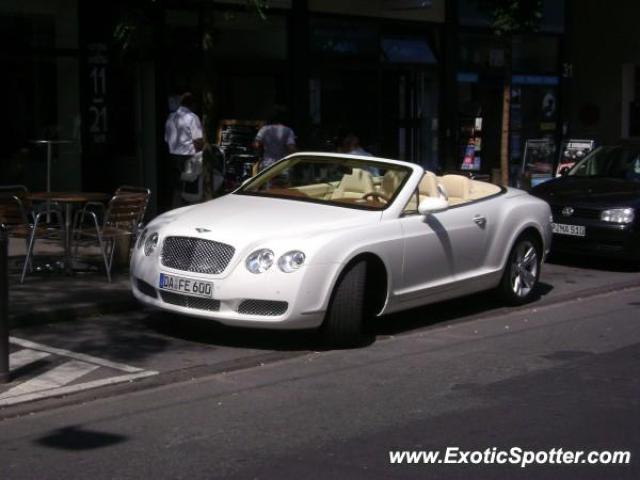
418, 171, 440, 198
440, 174, 471, 205
382, 170, 402, 198
331, 168, 375, 200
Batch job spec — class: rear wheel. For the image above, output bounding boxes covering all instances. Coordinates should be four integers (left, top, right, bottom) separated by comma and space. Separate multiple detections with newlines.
498, 234, 541, 305
321, 260, 367, 348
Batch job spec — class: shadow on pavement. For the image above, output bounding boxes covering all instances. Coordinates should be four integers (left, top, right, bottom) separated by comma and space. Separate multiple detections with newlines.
143, 312, 320, 352
142, 281, 554, 351
547, 253, 640, 273
374, 281, 553, 337
35, 426, 128, 451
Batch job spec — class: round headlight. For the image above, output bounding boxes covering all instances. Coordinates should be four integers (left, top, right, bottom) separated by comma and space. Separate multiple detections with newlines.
246, 249, 274, 274
278, 250, 306, 273
144, 232, 159, 256
137, 228, 148, 249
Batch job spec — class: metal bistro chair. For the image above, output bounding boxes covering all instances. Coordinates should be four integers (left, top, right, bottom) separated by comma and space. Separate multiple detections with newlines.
72, 192, 149, 282
75, 185, 151, 234
0, 191, 64, 283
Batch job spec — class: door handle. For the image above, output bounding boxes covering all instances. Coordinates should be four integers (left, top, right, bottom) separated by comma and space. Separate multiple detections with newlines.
473, 215, 487, 227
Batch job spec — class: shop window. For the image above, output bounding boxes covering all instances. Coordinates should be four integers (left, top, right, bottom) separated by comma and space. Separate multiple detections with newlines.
512, 35, 559, 74
210, 11, 286, 60
310, 18, 379, 58
381, 36, 437, 65
0, 4, 80, 191
458, 33, 506, 71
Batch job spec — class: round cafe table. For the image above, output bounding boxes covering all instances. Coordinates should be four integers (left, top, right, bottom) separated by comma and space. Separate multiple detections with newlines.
27, 192, 110, 274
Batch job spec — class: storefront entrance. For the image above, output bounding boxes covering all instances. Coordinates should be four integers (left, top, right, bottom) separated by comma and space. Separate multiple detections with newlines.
382, 69, 439, 169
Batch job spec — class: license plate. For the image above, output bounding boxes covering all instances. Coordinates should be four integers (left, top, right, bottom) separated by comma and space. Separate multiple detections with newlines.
159, 273, 214, 298
551, 223, 586, 237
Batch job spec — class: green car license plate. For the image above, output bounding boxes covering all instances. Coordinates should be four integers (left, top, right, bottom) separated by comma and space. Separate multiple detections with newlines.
551, 223, 586, 237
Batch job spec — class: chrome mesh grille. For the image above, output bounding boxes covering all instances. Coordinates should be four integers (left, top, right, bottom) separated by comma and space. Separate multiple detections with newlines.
161, 236, 235, 274
238, 299, 288, 316
160, 291, 221, 311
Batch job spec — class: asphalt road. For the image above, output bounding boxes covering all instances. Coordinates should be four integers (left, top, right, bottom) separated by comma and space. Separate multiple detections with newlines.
0, 262, 638, 479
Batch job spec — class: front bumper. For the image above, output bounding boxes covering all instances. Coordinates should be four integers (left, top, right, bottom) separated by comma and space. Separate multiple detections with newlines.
550, 217, 640, 260
130, 248, 340, 330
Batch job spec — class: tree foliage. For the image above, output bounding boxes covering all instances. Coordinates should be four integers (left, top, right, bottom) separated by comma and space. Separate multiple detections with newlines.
476, 0, 543, 36
113, 0, 269, 56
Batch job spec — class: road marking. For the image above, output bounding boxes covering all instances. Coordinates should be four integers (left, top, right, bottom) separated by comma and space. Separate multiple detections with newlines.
1, 338, 160, 408
0, 360, 99, 400
9, 349, 51, 370
9, 337, 145, 373
0, 371, 157, 407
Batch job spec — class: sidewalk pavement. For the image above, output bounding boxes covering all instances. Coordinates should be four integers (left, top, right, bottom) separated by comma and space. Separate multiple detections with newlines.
7, 238, 139, 328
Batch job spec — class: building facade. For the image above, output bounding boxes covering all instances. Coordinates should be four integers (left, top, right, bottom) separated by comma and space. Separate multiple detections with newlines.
2, 0, 570, 214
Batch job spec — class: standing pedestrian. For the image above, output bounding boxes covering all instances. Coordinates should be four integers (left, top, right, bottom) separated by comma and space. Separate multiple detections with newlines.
164, 92, 204, 208
337, 132, 372, 157
254, 105, 297, 172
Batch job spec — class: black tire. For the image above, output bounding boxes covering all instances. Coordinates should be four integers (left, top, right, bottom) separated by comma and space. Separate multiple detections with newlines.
497, 233, 542, 306
321, 260, 367, 347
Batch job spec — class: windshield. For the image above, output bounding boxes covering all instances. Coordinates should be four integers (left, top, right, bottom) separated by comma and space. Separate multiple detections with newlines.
569, 146, 640, 180
237, 155, 412, 210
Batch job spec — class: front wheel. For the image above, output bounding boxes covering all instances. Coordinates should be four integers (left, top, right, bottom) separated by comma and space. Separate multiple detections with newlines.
497, 234, 541, 305
321, 261, 367, 348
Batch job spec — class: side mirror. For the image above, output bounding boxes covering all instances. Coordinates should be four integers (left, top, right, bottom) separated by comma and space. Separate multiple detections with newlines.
418, 197, 449, 215
559, 167, 570, 177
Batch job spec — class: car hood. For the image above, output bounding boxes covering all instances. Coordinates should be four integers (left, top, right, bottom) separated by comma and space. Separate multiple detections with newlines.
532, 177, 640, 208
149, 194, 381, 247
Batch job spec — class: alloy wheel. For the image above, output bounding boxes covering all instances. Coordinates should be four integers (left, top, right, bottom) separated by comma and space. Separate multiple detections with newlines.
510, 240, 539, 298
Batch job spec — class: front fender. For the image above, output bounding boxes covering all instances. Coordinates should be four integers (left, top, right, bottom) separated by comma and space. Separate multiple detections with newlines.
303, 219, 403, 314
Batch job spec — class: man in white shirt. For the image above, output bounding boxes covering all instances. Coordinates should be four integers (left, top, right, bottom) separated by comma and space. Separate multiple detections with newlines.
164, 92, 203, 207
254, 106, 297, 170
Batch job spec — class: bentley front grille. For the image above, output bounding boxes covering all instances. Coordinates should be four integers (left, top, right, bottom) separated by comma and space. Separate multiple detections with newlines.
161, 236, 235, 274
160, 291, 221, 311
238, 299, 289, 316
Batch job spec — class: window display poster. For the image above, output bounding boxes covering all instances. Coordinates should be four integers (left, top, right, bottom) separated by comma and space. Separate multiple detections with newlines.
461, 144, 481, 171
556, 139, 595, 176
459, 115, 483, 171
521, 138, 556, 188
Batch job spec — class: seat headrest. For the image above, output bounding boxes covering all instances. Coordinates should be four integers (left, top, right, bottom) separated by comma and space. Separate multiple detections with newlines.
419, 172, 439, 198
440, 175, 471, 199
382, 170, 402, 196
338, 168, 374, 194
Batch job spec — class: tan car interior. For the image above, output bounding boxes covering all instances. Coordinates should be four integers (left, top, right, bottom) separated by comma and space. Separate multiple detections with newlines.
291, 167, 501, 209
330, 168, 375, 200
404, 172, 502, 212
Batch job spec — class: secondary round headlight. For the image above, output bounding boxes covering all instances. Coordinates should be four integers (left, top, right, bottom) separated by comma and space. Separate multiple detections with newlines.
246, 249, 274, 274
137, 228, 148, 249
601, 208, 635, 224
144, 232, 159, 256
278, 250, 306, 273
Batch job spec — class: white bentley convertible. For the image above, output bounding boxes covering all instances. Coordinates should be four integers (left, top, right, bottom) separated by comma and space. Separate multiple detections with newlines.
131, 153, 552, 345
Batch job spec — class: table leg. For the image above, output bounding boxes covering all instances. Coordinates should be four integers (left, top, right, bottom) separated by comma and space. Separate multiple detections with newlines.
64, 203, 73, 275
46, 143, 52, 223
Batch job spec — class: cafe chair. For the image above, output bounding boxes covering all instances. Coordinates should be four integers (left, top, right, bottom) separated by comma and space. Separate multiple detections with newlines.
0, 193, 65, 283
74, 185, 151, 235
72, 193, 149, 282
